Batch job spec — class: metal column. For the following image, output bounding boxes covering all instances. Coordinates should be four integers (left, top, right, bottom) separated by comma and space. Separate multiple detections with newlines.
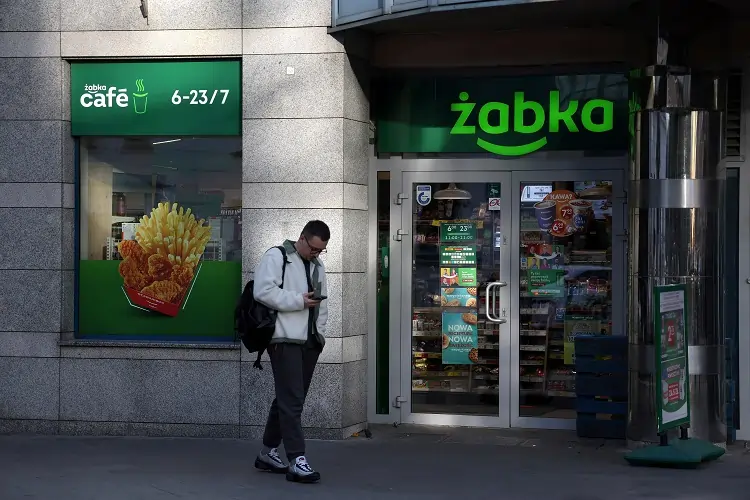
627, 67, 727, 445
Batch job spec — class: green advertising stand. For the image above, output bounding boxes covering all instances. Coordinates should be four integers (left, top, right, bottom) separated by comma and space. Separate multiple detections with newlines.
625, 285, 725, 468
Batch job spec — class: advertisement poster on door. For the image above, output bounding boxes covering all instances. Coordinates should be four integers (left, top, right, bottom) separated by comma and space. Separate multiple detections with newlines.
440, 268, 477, 287
442, 312, 479, 364
654, 284, 690, 432
440, 246, 477, 266
534, 189, 592, 237
527, 269, 564, 297
440, 288, 478, 307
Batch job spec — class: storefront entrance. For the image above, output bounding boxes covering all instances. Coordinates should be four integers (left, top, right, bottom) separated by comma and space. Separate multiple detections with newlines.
380, 157, 626, 429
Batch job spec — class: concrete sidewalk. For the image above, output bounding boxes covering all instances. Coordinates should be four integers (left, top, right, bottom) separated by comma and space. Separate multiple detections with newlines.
0, 425, 749, 500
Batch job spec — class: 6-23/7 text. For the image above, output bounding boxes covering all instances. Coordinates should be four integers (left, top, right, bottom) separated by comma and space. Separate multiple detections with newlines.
171, 89, 230, 105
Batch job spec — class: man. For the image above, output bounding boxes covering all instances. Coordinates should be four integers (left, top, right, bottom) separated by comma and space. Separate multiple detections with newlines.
252, 220, 330, 483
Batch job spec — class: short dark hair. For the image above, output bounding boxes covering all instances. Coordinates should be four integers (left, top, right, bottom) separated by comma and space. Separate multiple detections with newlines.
302, 220, 331, 241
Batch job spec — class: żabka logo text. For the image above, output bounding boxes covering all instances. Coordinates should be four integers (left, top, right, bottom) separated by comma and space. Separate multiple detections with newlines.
450, 91, 614, 156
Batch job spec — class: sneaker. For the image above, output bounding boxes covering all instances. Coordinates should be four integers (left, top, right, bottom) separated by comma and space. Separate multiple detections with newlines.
286, 456, 321, 483
254, 448, 288, 474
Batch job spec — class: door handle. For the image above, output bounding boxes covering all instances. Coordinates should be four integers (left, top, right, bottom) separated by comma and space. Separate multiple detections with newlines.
485, 282, 499, 322
485, 281, 508, 324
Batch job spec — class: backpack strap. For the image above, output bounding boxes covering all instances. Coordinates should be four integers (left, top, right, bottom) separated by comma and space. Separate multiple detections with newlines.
253, 245, 290, 370
277, 245, 288, 288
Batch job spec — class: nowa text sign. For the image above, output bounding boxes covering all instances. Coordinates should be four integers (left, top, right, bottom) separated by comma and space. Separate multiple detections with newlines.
71, 61, 241, 136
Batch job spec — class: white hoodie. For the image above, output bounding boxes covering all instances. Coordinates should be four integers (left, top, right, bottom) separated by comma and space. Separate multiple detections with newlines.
252, 241, 328, 348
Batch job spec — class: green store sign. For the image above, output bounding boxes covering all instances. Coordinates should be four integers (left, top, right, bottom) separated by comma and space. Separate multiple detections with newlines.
374, 74, 628, 156
71, 60, 241, 136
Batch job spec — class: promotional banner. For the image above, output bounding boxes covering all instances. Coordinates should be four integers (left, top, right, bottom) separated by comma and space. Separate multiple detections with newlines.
441, 312, 479, 364
534, 189, 592, 237
654, 284, 690, 433
71, 60, 241, 136
437, 221, 479, 365
78, 202, 241, 341
527, 269, 565, 297
440, 245, 477, 266
440, 287, 478, 308
440, 267, 477, 287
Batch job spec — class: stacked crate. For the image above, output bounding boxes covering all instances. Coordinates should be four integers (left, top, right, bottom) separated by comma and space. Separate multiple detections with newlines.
574, 335, 628, 439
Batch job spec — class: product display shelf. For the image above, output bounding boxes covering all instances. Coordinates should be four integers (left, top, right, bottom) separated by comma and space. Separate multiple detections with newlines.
519, 275, 612, 399
519, 290, 555, 396
106, 237, 122, 261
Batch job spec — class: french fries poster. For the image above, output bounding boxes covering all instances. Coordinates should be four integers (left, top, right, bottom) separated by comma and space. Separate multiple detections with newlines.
118, 202, 211, 317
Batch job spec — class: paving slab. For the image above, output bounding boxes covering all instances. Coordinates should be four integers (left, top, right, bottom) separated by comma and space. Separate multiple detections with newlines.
0, 428, 749, 500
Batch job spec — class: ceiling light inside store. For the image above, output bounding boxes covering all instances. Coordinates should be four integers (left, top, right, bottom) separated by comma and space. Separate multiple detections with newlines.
152, 139, 181, 145
433, 183, 471, 200
153, 164, 177, 170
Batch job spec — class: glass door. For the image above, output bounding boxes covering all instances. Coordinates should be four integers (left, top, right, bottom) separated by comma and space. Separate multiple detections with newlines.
510, 170, 626, 429
400, 171, 512, 426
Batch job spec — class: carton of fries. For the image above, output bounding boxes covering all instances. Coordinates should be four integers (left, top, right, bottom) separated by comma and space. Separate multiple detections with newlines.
117, 202, 211, 317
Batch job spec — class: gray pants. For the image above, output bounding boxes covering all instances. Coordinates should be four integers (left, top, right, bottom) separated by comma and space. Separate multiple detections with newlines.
262, 343, 320, 460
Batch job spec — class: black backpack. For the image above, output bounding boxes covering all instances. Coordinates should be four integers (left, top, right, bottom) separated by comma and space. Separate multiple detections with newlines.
235, 246, 288, 369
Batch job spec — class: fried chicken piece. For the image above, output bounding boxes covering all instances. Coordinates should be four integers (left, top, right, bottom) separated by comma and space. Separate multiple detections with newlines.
147, 253, 173, 281
118, 257, 150, 291
141, 280, 183, 303
170, 265, 195, 288
118, 240, 146, 263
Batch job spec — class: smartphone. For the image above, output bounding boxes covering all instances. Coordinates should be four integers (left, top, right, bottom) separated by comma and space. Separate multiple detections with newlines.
313, 294, 327, 301
312, 285, 327, 301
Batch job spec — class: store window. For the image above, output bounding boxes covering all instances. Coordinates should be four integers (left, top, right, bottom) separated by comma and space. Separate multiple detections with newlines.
77, 137, 242, 341
518, 180, 614, 418
70, 59, 242, 342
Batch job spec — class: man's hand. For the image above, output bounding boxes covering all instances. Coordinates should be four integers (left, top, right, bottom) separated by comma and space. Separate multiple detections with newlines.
302, 292, 321, 309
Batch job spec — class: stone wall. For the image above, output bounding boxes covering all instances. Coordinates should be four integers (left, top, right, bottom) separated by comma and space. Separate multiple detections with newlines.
0, 0, 369, 439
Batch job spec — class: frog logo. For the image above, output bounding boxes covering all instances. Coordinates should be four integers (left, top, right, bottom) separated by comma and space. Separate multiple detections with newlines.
450, 91, 614, 156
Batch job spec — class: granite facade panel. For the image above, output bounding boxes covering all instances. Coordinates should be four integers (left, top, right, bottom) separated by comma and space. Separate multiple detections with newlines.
0, 0, 61, 31
0, 270, 62, 332
243, 53, 344, 119
0, 58, 61, 120
0, 357, 60, 420
0, 209, 62, 270
243, 0, 331, 28
0, 121, 62, 183
242, 118, 344, 183
59, 358, 241, 425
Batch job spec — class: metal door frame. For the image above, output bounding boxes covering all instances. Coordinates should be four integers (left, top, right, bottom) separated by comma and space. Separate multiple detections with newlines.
398, 169, 513, 428
367, 155, 628, 428
509, 168, 627, 430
